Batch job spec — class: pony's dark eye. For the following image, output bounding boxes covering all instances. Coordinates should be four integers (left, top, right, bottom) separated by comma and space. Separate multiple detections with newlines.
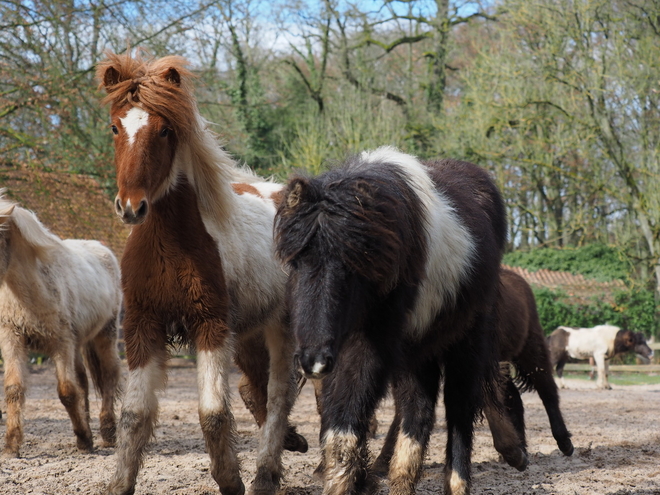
111, 125, 119, 135
160, 127, 171, 138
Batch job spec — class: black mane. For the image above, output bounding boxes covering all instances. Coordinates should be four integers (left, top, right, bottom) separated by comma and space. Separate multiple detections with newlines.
275, 156, 428, 290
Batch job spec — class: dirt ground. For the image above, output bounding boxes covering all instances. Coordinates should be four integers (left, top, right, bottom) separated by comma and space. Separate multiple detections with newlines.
0, 363, 659, 495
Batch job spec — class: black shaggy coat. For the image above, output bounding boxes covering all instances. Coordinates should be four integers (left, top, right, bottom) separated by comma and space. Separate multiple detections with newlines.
275, 151, 520, 495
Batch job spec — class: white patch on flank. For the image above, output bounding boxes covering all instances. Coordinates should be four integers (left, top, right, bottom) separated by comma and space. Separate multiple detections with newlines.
120, 107, 150, 146
360, 146, 476, 339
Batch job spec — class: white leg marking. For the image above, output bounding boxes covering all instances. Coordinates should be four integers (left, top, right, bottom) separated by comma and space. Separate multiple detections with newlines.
322, 429, 361, 494
448, 469, 468, 495
120, 107, 150, 146
123, 360, 164, 413
390, 432, 424, 481
197, 348, 232, 415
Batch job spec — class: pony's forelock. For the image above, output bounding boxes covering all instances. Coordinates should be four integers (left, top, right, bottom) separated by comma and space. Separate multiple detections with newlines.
96, 51, 197, 142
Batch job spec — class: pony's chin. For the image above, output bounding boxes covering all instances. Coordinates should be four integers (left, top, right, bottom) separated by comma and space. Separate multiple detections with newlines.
118, 214, 147, 226
303, 370, 330, 380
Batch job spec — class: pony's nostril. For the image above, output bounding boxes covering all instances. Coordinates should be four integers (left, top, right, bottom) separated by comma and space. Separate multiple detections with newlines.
114, 197, 123, 215
136, 200, 148, 218
324, 355, 334, 373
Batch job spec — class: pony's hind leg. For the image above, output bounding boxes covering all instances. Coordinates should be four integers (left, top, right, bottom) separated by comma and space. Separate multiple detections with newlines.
515, 333, 573, 456
86, 318, 121, 447
106, 333, 167, 495
53, 347, 94, 452
388, 360, 441, 495
0, 333, 27, 458
235, 333, 307, 455
196, 339, 244, 495
249, 321, 298, 495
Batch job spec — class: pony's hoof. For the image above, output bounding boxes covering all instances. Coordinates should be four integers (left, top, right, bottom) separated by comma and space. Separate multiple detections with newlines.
501, 448, 528, 472
76, 437, 94, 453
283, 428, 308, 453
558, 438, 574, 456
104, 481, 135, 495
220, 481, 245, 495
371, 456, 389, 478
100, 423, 117, 447
514, 451, 529, 472
249, 466, 278, 495
1, 449, 19, 460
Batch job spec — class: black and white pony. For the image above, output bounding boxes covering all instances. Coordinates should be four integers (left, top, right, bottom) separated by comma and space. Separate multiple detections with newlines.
275, 147, 524, 495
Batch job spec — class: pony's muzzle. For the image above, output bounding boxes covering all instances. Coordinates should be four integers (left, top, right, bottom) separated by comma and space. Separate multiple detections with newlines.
115, 195, 148, 225
296, 348, 334, 379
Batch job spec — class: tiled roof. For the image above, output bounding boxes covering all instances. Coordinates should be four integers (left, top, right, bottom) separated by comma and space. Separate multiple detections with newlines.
502, 265, 625, 303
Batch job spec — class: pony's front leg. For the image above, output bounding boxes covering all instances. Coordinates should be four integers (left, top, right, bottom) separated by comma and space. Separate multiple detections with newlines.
106, 328, 167, 495
250, 322, 297, 495
53, 349, 93, 452
387, 360, 441, 495
0, 334, 27, 458
319, 335, 387, 495
196, 331, 244, 495
593, 353, 610, 389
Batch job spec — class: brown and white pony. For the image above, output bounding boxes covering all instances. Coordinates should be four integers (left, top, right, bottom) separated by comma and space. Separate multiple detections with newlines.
548, 324, 649, 389
96, 52, 303, 495
0, 194, 121, 457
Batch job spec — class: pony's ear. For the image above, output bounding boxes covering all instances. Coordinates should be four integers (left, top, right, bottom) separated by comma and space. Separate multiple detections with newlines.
102, 66, 122, 89
285, 178, 309, 210
354, 179, 374, 199
163, 67, 181, 86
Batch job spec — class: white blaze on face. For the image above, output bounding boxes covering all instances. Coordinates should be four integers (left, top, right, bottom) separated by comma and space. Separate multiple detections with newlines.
120, 107, 150, 146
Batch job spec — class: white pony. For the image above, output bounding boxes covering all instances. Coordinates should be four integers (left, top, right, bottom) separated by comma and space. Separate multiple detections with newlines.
0, 193, 122, 457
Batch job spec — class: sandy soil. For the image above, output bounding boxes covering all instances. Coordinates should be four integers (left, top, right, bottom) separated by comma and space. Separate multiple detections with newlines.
1, 363, 659, 495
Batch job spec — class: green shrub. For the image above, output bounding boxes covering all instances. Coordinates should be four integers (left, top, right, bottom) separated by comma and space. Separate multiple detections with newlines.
533, 287, 659, 338
503, 244, 630, 282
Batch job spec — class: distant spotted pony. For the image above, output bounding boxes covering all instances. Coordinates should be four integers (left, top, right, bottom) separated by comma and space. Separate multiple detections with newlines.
549, 324, 653, 389
0, 194, 121, 458
275, 147, 525, 495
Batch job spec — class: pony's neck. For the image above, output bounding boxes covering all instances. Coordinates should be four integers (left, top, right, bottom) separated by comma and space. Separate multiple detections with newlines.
4, 217, 58, 312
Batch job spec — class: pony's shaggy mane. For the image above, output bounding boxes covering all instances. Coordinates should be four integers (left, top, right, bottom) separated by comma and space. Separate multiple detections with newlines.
276, 158, 427, 290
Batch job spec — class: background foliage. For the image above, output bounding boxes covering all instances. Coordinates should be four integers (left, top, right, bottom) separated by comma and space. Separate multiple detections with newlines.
1, 0, 659, 328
